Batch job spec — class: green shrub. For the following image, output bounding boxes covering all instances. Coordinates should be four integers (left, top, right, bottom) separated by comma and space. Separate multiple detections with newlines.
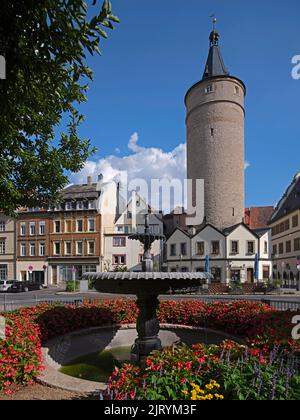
65, 281, 80, 293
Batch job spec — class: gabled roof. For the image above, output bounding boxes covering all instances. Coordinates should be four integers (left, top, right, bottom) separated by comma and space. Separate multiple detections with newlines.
62, 183, 99, 200
166, 226, 191, 241
269, 173, 300, 224
223, 222, 259, 239
254, 228, 271, 238
194, 223, 225, 238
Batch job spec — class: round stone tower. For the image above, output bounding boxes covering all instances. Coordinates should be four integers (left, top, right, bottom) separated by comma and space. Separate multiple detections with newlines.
185, 22, 246, 230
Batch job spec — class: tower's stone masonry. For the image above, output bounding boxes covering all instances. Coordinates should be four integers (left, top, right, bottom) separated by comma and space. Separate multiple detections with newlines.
186, 77, 245, 230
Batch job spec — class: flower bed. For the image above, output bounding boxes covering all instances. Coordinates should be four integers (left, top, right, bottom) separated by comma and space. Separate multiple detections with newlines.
105, 341, 300, 400
0, 299, 299, 397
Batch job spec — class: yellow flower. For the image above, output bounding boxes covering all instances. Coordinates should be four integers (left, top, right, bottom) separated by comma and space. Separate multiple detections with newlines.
182, 390, 188, 396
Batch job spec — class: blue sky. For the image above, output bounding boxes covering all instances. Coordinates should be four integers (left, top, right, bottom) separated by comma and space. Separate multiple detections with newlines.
72, 0, 300, 208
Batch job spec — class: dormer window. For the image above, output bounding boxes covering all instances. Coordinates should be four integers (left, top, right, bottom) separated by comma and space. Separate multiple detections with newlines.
77, 201, 84, 210
88, 200, 96, 210
65, 202, 72, 211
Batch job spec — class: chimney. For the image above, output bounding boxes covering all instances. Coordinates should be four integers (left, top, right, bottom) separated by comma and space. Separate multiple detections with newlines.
116, 182, 120, 219
87, 176, 92, 186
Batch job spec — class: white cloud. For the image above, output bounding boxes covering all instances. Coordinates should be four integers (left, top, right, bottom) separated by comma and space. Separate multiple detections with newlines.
245, 161, 251, 170
74, 132, 186, 185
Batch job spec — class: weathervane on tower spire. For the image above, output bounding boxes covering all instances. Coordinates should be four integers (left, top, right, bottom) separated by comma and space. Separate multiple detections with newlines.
211, 14, 217, 31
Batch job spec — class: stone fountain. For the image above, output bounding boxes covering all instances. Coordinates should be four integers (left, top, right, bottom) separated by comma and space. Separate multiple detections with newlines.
84, 214, 211, 366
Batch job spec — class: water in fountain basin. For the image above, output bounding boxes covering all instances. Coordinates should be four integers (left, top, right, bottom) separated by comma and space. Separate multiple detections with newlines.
59, 346, 131, 383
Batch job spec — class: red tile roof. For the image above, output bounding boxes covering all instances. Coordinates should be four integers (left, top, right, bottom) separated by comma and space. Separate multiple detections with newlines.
245, 207, 274, 230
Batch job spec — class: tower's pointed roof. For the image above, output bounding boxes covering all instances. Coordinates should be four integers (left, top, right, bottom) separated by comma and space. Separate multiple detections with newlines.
202, 19, 229, 80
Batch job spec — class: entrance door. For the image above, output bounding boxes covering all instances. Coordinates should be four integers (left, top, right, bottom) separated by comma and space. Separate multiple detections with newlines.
263, 266, 270, 281
247, 268, 254, 283
52, 266, 57, 285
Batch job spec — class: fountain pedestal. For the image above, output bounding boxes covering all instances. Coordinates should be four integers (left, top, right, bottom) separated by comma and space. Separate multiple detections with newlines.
131, 294, 162, 366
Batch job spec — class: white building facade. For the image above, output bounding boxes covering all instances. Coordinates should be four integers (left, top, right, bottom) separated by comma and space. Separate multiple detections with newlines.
103, 194, 164, 272
166, 223, 272, 284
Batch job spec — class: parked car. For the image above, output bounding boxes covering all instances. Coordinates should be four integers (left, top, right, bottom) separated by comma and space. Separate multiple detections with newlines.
9, 281, 44, 293
0, 280, 16, 293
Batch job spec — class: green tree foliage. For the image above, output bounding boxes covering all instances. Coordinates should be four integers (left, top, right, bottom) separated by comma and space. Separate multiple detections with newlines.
0, 0, 119, 215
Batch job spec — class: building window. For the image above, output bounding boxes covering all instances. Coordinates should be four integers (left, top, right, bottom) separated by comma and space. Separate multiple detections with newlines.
235, 86, 240, 95
30, 243, 36, 256
247, 241, 255, 255
205, 84, 214, 94
294, 238, 300, 252
65, 220, 72, 233
170, 244, 176, 257
292, 215, 299, 228
76, 241, 83, 255
88, 241, 95, 255
181, 267, 189, 273
180, 243, 187, 256
113, 255, 126, 265
54, 221, 61, 233
77, 220, 83, 232
0, 221, 5, 232
54, 242, 61, 255
231, 241, 239, 255
0, 241, 5, 255
0, 265, 8, 280
210, 128, 214, 137
65, 242, 72, 255
113, 237, 126, 247
196, 242, 205, 256
65, 202, 72, 211
211, 241, 220, 255
39, 222, 45, 235
20, 223, 26, 236
77, 201, 84, 210
20, 243, 26, 257
272, 244, 277, 256
88, 219, 95, 232
88, 200, 96, 210
278, 243, 284, 254
286, 241, 292, 254
29, 222, 36, 236
39, 242, 45, 257
264, 241, 268, 254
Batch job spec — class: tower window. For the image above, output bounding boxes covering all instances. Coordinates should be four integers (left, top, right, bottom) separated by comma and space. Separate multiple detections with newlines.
232, 208, 235, 217
235, 86, 239, 95
210, 128, 214, 137
205, 85, 214, 94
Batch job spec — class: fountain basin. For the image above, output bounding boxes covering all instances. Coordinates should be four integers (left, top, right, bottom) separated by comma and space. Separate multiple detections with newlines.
87, 272, 210, 295
39, 324, 240, 393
